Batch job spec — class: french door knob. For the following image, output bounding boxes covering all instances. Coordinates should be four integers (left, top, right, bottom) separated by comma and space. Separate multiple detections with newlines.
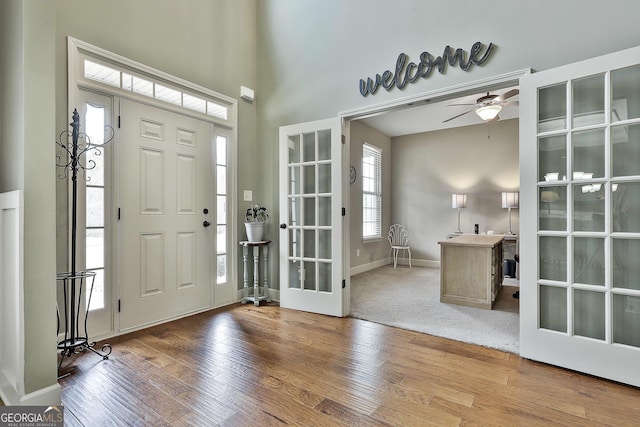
280, 223, 287, 229
203, 221, 211, 227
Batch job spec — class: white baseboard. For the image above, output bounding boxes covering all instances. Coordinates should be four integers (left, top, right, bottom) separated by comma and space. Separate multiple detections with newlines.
0, 375, 61, 406
350, 258, 440, 275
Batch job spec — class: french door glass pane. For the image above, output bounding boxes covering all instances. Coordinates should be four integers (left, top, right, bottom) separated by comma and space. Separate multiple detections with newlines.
86, 228, 104, 269
303, 261, 316, 290
573, 237, 605, 286
318, 262, 331, 292
303, 197, 315, 226
573, 183, 605, 232
318, 129, 331, 161
612, 294, 640, 347
303, 165, 315, 194
288, 135, 300, 163
539, 236, 567, 282
612, 182, 640, 232
318, 163, 331, 193
303, 229, 316, 258
538, 83, 567, 132
289, 260, 301, 289
86, 187, 104, 227
289, 166, 300, 194
303, 132, 315, 162
573, 129, 605, 179
318, 230, 331, 259
318, 196, 331, 227
539, 135, 567, 182
612, 238, 640, 290
539, 186, 567, 231
289, 229, 300, 258
573, 74, 605, 127
574, 289, 605, 340
611, 64, 640, 122
612, 124, 640, 177
289, 196, 300, 226
540, 285, 567, 332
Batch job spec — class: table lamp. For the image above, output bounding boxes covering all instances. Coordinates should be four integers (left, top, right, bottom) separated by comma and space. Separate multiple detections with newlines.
452, 194, 467, 233
501, 191, 519, 235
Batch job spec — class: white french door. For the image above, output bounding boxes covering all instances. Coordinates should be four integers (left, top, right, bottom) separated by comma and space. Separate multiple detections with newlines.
279, 118, 346, 316
520, 45, 640, 386
118, 99, 215, 331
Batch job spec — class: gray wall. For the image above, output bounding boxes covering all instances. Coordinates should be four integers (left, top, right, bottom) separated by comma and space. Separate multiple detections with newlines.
256, 0, 640, 287
349, 120, 392, 269
0, 0, 58, 400
391, 119, 519, 262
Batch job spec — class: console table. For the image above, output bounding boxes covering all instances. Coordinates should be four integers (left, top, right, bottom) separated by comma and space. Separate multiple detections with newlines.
239, 240, 272, 306
438, 234, 504, 310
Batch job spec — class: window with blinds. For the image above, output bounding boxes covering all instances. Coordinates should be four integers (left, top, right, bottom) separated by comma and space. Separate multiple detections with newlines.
362, 143, 382, 239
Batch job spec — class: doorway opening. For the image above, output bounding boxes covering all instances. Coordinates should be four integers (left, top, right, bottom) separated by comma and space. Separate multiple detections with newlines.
340, 69, 529, 351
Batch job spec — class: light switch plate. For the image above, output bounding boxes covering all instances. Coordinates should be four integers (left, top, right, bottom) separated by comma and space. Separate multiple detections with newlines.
243, 190, 252, 202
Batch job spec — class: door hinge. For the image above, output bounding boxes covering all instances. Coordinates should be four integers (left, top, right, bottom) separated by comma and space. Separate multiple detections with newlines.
118, 299, 121, 312
342, 279, 346, 289
341, 134, 346, 144
118, 208, 121, 220
342, 207, 346, 216
118, 115, 121, 128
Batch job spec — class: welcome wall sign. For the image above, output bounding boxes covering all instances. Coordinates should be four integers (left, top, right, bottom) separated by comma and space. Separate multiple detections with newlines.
359, 42, 494, 96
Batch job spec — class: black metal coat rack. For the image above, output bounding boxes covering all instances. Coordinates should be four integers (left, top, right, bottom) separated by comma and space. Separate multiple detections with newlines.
55, 109, 113, 373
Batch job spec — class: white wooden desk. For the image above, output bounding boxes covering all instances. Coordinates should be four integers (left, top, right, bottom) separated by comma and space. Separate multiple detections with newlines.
438, 235, 504, 310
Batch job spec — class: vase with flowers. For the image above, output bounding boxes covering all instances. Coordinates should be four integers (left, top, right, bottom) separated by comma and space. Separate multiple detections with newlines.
244, 204, 268, 242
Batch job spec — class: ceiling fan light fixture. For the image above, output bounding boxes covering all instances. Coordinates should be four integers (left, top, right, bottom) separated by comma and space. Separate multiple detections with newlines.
475, 104, 502, 121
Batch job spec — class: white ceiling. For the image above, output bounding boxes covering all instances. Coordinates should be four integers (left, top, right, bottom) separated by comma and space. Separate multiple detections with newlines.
359, 86, 520, 137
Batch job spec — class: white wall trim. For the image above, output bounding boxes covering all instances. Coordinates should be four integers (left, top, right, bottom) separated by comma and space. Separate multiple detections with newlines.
350, 257, 440, 276
18, 383, 61, 406
0, 190, 25, 405
340, 68, 531, 121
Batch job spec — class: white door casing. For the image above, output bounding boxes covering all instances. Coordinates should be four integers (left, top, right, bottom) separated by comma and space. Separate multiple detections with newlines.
520, 45, 640, 387
279, 118, 345, 317
119, 99, 213, 331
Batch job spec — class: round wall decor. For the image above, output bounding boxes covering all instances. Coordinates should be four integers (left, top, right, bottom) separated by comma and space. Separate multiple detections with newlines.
350, 165, 357, 184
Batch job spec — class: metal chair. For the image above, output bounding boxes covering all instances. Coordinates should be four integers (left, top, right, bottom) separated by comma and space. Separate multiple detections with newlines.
388, 224, 412, 268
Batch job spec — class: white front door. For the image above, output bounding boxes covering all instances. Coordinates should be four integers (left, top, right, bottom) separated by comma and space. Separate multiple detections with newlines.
279, 118, 345, 316
520, 45, 640, 386
119, 99, 213, 331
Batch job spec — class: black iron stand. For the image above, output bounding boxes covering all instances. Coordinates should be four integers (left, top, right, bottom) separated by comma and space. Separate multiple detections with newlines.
55, 109, 113, 375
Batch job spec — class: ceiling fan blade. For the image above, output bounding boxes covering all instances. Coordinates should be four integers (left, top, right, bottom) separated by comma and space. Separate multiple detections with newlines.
443, 107, 476, 123
446, 103, 477, 107
497, 89, 519, 102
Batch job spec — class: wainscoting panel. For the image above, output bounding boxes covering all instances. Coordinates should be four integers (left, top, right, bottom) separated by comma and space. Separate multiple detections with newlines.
0, 191, 24, 403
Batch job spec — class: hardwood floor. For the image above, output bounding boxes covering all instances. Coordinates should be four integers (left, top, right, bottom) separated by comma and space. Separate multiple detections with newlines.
59, 303, 640, 426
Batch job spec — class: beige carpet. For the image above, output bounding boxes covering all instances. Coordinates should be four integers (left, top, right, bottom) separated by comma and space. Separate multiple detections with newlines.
350, 265, 520, 353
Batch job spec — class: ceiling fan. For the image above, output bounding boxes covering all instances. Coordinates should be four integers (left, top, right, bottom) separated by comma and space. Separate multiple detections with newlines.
443, 89, 519, 123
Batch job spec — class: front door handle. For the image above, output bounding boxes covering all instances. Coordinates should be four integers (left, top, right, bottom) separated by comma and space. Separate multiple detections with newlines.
203, 221, 211, 227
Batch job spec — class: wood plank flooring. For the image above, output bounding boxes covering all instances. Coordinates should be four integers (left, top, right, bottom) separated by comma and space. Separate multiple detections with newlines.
59, 303, 640, 426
